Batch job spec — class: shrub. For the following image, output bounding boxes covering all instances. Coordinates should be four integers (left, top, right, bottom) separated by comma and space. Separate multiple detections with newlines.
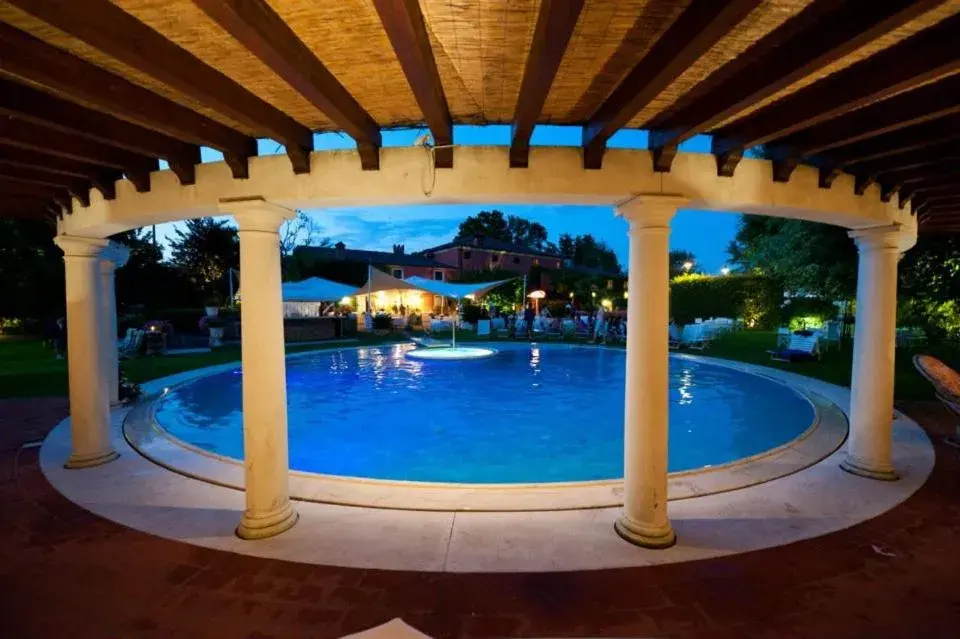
461, 302, 489, 325
670, 273, 782, 328
782, 297, 839, 329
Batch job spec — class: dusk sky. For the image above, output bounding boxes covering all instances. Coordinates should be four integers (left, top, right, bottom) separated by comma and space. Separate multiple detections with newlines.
156, 126, 741, 273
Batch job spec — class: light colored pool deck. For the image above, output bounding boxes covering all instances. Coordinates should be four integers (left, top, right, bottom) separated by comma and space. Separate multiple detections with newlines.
40, 348, 934, 573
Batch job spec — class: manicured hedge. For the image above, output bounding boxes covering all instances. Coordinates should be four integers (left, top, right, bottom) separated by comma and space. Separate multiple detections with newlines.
670, 274, 782, 328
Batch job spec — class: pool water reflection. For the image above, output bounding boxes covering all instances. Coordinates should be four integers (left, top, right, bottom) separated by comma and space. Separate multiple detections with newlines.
155, 343, 815, 483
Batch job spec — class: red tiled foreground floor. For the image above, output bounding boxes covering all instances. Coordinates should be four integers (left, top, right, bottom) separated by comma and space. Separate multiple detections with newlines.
1, 398, 959, 638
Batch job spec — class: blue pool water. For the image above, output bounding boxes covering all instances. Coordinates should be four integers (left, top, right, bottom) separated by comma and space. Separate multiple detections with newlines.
155, 344, 815, 483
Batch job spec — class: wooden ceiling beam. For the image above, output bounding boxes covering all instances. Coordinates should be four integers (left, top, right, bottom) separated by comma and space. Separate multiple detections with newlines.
583, 0, 762, 169
769, 74, 960, 160
0, 23, 255, 178
846, 139, 960, 176
194, 0, 381, 170
0, 78, 199, 185
373, 0, 455, 169
0, 162, 119, 203
711, 10, 960, 175
647, 0, 942, 170
507, 0, 584, 168
822, 114, 960, 168
0, 117, 157, 192
0, 176, 85, 207
901, 183, 960, 204
891, 165, 960, 186
5, 0, 308, 175
0, 144, 112, 180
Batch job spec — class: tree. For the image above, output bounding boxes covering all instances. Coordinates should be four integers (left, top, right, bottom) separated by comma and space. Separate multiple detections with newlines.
169, 218, 239, 302
279, 210, 330, 259
0, 218, 63, 324
112, 227, 201, 311
457, 210, 511, 242
727, 215, 858, 300
507, 215, 548, 249
569, 234, 621, 273
897, 234, 960, 341
669, 249, 698, 278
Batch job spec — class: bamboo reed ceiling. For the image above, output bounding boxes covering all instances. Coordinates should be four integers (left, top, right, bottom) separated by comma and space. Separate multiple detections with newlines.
0, 0, 957, 229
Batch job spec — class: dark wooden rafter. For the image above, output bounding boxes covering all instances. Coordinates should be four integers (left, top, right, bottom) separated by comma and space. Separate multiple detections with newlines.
5, 0, 310, 174
0, 79, 199, 185
769, 73, 960, 159
846, 139, 960, 176
0, 194, 55, 219
582, 0, 762, 170
901, 183, 960, 204
0, 116, 158, 192
879, 182, 899, 203
194, 0, 382, 170
818, 113, 960, 181
886, 164, 960, 186
507, 0, 585, 168
711, 10, 960, 176
372, 0, 455, 169
854, 174, 876, 196
0, 144, 112, 179
647, 0, 944, 171
0, 163, 107, 203
0, 175, 85, 207
0, 23, 255, 179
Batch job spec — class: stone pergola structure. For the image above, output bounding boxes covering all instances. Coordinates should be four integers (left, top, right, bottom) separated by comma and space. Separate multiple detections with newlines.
1, 0, 958, 544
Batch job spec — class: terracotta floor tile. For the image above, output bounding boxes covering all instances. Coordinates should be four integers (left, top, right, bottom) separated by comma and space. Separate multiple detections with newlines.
3, 398, 960, 637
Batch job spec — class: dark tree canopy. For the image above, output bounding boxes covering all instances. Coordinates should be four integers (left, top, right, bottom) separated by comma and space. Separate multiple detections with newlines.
0, 219, 63, 323
457, 210, 550, 250
168, 218, 239, 302
727, 215, 858, 299
112, 228, 202, 311
557, 233, 621, 273
669, 249, 698, 278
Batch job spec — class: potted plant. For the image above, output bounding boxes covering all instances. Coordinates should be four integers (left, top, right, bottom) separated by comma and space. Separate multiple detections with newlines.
199, 313, 227, 347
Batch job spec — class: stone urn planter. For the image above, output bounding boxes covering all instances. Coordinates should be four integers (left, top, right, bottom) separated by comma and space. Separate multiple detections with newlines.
208, 327, 225, 347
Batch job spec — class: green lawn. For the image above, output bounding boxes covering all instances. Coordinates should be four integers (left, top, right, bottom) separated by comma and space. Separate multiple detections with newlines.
1, 330, 956, 401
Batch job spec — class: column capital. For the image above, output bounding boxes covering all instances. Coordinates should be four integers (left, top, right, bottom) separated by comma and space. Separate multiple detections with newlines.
848, 224, 903, 252
616, 194, 689, 228
219, 197, 295, 233
54, 235, 110, 258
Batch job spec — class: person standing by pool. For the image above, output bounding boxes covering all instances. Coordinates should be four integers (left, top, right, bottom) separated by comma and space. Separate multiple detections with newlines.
523, 304, 535, 340
593, 306, 606, 343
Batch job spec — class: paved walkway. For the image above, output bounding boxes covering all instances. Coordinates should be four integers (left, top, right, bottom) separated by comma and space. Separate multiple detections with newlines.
1, 398, 959, 638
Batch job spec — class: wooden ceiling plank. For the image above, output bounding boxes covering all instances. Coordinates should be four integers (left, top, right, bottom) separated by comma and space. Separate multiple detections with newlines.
0, 116, 159, 174
711, 10, 960, 174
0, 23, 255, 178
0, 78, 200, 186
193, 0, 381, 170
506, 0, 585, 169
583, 0, 762, 169
648, 0, 944, 169
0, 175, 87, 207
372, 0, 456, 169
6, 0, 310, 174
846, 139, 960, 176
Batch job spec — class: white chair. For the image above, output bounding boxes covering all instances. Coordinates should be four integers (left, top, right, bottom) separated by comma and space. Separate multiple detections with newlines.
769, 331, 820, 362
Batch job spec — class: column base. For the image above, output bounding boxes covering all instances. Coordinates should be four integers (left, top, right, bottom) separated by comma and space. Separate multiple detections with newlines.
840, 456, 899, 481
614, 514, 677, 549
64, 449, 119, 469
236, 501, 299, 540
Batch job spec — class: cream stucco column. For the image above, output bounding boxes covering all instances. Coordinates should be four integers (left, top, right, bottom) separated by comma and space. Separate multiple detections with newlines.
614, 195, 688, 548
54, 235, 117, 469
842, 225, 903, 481
100, 245, 129, 406
221, 198, 298, 539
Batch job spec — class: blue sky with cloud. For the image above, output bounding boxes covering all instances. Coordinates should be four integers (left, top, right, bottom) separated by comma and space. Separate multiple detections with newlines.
155, 126, 741, 273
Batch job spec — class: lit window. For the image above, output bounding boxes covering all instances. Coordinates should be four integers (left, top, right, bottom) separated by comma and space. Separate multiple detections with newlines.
533, 258, 540, 265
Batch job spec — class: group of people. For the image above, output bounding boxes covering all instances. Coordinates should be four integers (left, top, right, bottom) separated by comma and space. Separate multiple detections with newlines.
500, 304, 622, 342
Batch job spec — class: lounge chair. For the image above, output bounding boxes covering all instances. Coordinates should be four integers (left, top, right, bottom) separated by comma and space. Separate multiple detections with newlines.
119, 329, 144, 359
668, 324, 682, 350
913, 354, 960, 448
768, 330, 820, 362
682, 324, 713, 351
544, 319, 563, 340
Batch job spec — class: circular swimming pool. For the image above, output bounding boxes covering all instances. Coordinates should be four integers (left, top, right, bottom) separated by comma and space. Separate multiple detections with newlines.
154, 343, 815, 484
